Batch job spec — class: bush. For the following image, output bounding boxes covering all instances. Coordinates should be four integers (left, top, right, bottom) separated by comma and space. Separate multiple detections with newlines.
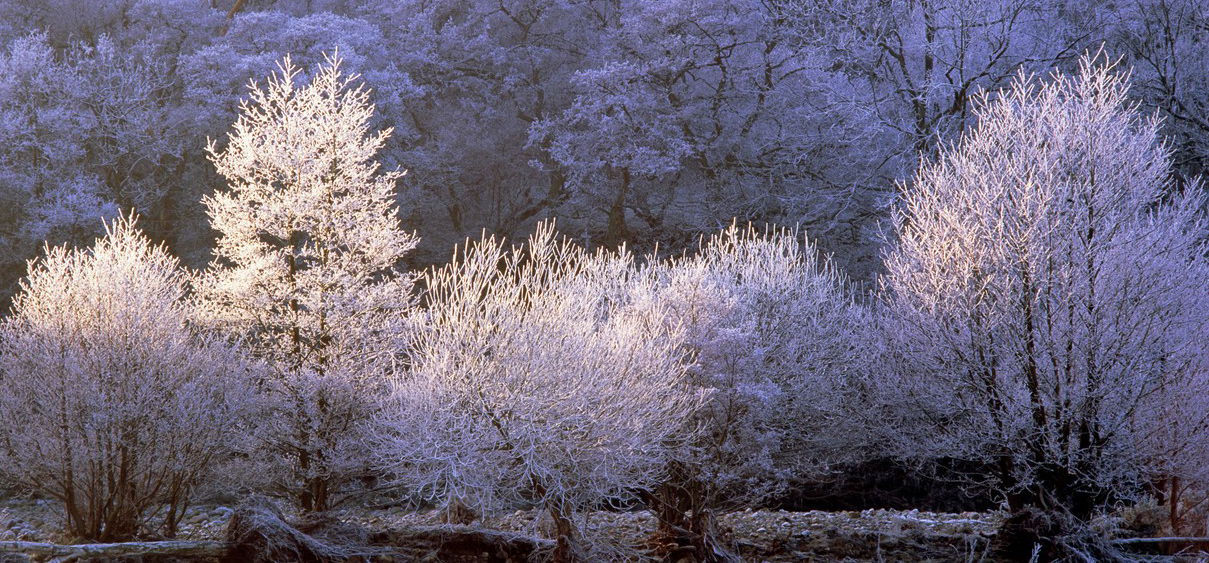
0, 216, 253, 541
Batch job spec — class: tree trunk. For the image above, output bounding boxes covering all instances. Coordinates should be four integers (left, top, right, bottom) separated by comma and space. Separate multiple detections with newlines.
605, 167, 630, 248
308, 476, 329, 513
225, 0, 246, 19
548, 503, 578, 563
648, 461, 740, 562
1169, 476, 1182, 535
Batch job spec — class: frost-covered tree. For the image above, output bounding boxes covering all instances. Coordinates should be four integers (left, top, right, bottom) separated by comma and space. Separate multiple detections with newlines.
533, 61, 692, 247
529, 0, 879, 257
643, 224, 869, 558
373, 223, 702, 562
68, 37, 198, 248
1107, 0, 1209, 177
785, 0, 1090, 159
0, 32, 203, 301
195, 54, 417, 512
0, 34, 119, 298
180, 8, 391, 132
0, 216, 252, 541
770, 0, 1102, 277
881, 57, 1209, 527
348, 0, 600, 257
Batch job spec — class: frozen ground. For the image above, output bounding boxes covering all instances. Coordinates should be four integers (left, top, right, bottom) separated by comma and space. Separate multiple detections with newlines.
0, 497, 1002, 561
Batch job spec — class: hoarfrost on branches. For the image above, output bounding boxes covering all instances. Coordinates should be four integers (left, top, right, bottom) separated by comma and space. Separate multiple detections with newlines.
880, 55, 1209, 517
373, 222, 703, 561
195, 54, 418, 513
0, 216, 253, 541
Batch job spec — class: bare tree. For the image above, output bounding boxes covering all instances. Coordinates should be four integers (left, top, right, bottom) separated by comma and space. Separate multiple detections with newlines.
1108, 0, 1209, 176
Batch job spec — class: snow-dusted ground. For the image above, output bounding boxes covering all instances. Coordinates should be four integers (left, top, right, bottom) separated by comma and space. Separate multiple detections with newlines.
1, 497, 1002, 561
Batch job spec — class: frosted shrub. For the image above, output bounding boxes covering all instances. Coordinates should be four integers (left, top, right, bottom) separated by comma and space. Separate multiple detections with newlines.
645, 223, 871, 557
0, 216, 253, 541
373, 223, 703, 562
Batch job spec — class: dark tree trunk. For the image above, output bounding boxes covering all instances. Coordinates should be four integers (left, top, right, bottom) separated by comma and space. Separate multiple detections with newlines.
605, 167, 630, 248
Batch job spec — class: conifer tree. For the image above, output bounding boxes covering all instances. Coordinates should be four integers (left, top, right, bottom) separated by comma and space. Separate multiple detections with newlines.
196, 54, 418, 512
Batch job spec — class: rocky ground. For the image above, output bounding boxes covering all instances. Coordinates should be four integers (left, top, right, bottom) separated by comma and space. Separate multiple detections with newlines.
342, 506, 1001, 561
1, 497, 1004, 561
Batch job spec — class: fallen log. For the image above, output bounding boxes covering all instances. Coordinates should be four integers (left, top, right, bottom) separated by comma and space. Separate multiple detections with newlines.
224, 505, 390, 563
226, 504, 553, 562
0, 539, 225, 560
